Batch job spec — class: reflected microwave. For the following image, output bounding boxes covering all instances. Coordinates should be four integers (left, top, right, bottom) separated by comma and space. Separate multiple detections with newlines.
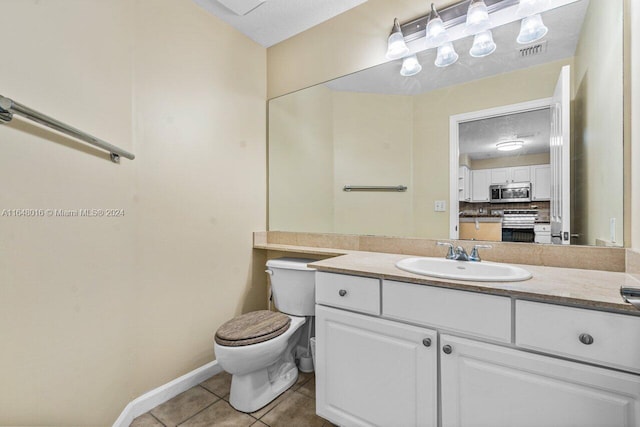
490, 183, 532, 203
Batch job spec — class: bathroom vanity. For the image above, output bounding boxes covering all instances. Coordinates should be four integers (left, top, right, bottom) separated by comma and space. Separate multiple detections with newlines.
311, 253, 640, 427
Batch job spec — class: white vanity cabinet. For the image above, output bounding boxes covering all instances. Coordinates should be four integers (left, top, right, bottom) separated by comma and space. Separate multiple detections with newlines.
316, 305, 437, 427
315, 271, 640, 427
440, 334, 640, 427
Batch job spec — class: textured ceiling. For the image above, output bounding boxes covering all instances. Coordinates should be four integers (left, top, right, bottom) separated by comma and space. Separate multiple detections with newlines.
459, 109, 551, 160
192, 0, 368, 47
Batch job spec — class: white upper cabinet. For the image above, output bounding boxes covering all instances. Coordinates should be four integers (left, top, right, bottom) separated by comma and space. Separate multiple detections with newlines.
490, 166, 531, 184
531, 164, 551, 201
471, 169, 490, 202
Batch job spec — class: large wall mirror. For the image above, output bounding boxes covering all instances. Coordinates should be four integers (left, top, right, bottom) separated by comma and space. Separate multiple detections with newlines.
268, 0, 624, 247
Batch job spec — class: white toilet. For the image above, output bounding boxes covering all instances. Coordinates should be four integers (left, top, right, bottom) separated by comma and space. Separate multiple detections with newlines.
214, 258, 316, 413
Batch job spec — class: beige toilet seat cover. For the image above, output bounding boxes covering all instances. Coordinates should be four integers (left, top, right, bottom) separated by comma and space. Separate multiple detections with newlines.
215, 310, 291, 347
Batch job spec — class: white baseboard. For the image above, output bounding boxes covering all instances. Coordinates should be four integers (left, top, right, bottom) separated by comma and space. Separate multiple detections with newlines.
113, 360, 222, 427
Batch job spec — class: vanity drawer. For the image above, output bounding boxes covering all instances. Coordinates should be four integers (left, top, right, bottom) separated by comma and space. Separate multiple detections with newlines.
316, 272, 381, 315
516, 300, 640, 373
383, 280, 512, 343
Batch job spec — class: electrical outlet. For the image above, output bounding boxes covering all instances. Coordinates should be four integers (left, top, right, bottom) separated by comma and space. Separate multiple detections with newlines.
434, 200, 447, 212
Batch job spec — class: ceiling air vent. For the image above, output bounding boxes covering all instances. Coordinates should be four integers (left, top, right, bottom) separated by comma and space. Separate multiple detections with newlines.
518, 41, 548, 58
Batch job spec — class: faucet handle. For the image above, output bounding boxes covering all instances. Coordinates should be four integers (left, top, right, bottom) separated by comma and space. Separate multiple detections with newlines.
436, 242, 455, 259
470, 244, 492, 262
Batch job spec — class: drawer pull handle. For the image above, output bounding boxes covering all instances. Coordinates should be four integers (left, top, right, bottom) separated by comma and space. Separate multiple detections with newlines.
442, 344, 453, 354
422, 338, 432, 347
579, 333, 594, 345
338, 289, 347, 297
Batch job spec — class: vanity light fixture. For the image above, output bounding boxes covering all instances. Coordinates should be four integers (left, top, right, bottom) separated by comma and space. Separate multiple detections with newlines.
465, 0, 491, 35
470, 30, 497, 57
425, 3, 448, 48
496, 140, 524, 151
435, 42, 459, 67
386, 18, 410, 60
517, 14, 549, 44
400, 54, 423, 76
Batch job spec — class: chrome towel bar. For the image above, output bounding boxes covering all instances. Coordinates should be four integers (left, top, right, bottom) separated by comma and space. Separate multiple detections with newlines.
0, 94, 135, 163
343, 185, 408, 192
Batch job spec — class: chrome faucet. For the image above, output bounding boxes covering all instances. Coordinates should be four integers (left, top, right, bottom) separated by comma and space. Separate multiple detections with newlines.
453, 246, 470, 261
437, 242, 492, 262
469, 244, 492, 262
436, 242, 455, 260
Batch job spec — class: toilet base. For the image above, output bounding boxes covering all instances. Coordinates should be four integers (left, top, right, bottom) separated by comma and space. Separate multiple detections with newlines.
229, 361, 299, 413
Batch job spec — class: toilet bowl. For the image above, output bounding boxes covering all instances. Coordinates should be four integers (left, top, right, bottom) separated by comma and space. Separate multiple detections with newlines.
214, 258, 316, 413
214, 315, 305, 412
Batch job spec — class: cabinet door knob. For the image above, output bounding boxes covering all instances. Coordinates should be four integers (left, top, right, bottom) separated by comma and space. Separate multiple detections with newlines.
579, 333, 594, 345
338, 289, 347, 297
422, 338, 432, 347
442, 344, 453, 354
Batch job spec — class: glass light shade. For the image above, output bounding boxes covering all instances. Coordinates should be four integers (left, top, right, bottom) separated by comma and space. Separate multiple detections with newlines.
434, 42, 459, 68
426, 17, 448, 47
386, 31, 410, 60
496, 140, 524, 151
465, 0, 491, 35
517, 14, 548, 44
516, 0, 549, 18
400, 55, 422, 77
470, 30, 497, 58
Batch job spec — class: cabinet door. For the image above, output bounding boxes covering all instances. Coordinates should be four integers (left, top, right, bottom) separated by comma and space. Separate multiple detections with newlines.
510, 166, 531, 183
531, 164, 551, 200
471, 170, 490, 202
490, 167, 509, 184
316, 305, 437, 427
441, 335, 640, 427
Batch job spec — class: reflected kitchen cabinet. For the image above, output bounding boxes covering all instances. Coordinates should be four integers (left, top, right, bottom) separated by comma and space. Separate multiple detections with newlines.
471, 170, 490, 202
490, 166, 531, 185
531, 164, 551, 201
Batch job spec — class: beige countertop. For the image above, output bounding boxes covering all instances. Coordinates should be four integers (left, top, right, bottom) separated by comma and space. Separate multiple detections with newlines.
309, 252, 640, 315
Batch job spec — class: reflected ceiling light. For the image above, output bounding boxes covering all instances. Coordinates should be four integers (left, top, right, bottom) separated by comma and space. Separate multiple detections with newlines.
425, 3, 448, 47
517, 14, 548, 44
496, 140, 524, 151
400, 54, 423, 76
465, 0, 491, 35
516, 0, 549, 18
386, 18, 410, 60
435, 42, 459, 67
470, 30, 496, 57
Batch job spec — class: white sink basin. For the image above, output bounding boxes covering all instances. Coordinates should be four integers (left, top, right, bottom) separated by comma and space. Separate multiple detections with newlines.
395, 257, 532, 282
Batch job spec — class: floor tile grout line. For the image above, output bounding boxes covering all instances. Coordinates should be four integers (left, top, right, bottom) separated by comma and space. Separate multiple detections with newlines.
174, 393, 222, 427
149, 412, 167, 427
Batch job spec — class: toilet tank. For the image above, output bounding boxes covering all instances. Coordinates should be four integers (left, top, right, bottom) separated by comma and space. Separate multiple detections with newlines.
266, 258, 316, 316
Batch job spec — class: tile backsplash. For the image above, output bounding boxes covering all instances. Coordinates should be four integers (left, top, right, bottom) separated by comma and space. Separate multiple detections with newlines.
460, 201, 550, 222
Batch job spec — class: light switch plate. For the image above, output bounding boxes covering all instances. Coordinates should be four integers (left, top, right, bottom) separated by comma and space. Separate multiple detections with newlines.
434, 200, 447, 212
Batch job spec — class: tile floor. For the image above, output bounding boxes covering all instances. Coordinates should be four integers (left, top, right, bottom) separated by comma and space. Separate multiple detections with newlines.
130, 370, 335, 427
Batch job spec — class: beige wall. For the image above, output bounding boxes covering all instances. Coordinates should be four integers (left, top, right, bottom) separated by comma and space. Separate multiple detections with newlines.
269, 85, 334, 232
573, 0, 624, 245
266, 0, 454, 99
332, 92, 414, 236
0, 1, 266, 425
